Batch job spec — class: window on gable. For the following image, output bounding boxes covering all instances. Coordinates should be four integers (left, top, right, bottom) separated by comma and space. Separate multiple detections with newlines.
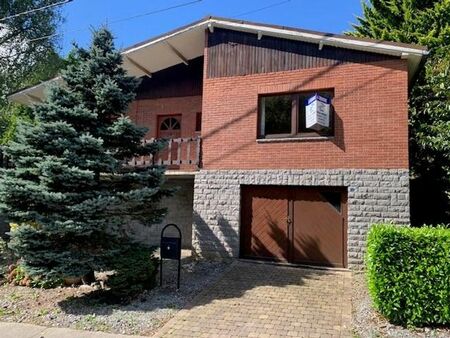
259, 90, 334, 139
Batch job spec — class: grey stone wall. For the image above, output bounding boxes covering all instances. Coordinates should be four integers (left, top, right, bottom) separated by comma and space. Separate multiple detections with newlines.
129, 178, 194, 248
192, 169, 410, 268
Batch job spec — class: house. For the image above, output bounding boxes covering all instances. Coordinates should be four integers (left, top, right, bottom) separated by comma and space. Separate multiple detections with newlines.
9, 17, 428, 269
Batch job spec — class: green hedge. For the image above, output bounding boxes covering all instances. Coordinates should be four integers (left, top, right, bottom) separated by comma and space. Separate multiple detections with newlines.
366, 224, 450, 327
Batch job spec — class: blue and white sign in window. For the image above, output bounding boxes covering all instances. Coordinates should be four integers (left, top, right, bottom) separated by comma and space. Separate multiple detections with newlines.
305, 94, 331, 131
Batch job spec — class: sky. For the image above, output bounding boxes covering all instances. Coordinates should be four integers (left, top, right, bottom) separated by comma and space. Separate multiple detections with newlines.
57, 0, 365, 55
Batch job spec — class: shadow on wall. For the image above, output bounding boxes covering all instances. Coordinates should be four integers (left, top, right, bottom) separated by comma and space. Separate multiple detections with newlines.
126, 178, 194, 248
245, 204, 333, 268
201, 62, 398, 167
192, 211, 239, 259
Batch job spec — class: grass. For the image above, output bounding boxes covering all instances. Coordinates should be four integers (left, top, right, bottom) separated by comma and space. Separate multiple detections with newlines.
0, 308, 16, 317
37, 308, 49, 317
8, 291, 22, 301
74, 314, 111, 332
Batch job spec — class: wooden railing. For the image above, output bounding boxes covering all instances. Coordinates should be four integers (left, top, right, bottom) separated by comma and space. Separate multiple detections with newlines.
128, 137, 201, 169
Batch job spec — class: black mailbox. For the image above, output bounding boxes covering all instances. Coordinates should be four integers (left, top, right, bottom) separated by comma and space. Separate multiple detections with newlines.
160, 224, 182, 289
160, 236, 181, 260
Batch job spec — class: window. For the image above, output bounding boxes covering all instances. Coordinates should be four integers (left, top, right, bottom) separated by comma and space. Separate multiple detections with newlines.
195, 112, 202, 132
259, 90, 334, 139
160, 117, 181, 131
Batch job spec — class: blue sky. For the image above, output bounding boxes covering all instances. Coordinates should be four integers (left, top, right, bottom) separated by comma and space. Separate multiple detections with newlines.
58, 0, 364, 55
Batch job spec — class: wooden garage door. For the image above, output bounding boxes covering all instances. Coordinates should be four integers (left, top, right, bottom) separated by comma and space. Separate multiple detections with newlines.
240, 186, 289, 261
240, 186, 347, 267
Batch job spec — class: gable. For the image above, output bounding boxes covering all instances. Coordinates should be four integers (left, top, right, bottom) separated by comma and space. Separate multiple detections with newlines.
136, 56, 203, 100
207, 28, 399, 78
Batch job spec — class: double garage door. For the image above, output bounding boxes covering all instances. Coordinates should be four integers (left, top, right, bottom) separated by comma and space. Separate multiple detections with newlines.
240, 186, 347, 268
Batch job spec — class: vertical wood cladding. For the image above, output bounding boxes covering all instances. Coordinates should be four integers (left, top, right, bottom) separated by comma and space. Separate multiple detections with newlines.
136, 56, 203, 99
206, 28, 397, 78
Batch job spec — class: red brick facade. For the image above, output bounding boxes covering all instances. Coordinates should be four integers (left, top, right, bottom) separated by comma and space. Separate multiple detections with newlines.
128, 96, 201, 139
126, 33, 409, 171
201, 59, 409, 170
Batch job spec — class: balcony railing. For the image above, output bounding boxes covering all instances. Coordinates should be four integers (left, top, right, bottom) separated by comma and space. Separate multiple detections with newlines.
128, 137, 201, 170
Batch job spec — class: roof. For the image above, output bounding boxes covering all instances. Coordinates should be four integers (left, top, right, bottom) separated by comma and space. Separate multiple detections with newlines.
9, 16, 428, 105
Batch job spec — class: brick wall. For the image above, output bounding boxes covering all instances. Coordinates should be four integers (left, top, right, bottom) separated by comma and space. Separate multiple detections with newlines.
127, 95, 202, 139
201, 59, 409, 170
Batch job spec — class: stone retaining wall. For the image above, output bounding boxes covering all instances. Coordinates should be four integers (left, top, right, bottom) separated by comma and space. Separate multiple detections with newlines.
192, 169, 410, 268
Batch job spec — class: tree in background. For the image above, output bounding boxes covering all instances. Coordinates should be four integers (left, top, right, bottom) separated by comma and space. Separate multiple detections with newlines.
350, 0, 450, 225
0, 28, 169, 291
0, 0, 66, 144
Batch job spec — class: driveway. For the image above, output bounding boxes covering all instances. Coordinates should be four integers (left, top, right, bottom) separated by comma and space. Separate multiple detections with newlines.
156, 260, 352, 338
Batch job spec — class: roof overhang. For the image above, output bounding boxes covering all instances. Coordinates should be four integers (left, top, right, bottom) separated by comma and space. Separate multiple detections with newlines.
9, 16, 428, 105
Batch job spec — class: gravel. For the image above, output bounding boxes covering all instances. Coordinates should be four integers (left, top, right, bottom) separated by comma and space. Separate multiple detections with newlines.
0, 259, 231, 336
352, 272, 450, 338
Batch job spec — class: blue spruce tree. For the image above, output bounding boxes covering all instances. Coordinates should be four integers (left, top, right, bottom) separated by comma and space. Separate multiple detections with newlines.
0, 28, 170, 287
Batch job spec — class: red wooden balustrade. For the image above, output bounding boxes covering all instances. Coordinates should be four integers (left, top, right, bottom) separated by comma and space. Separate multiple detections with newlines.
128, 137, 201, 169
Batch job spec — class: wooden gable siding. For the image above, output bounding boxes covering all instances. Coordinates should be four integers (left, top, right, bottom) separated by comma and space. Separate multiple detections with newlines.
136, 56, 203, 99
206, 28, 398, 78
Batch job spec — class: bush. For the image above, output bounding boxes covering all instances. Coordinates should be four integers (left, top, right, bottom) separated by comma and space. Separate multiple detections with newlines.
106, 244, 158, 299
366, 224, 450, 327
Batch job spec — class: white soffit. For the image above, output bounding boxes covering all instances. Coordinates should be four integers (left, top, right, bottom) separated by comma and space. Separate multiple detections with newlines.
123, 25, 205, 77
9, 17, 428, 105
9, 77, 63, 105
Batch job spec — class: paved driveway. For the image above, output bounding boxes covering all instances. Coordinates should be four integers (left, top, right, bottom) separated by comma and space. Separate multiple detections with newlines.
156, 261, 352, 338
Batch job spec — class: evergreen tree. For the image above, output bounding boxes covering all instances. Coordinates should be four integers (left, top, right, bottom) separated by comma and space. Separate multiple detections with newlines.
0, 28, 170, 281
350, 0, 450, 225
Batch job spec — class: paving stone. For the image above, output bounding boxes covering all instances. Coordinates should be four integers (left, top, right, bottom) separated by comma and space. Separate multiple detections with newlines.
155, 261, 352, 337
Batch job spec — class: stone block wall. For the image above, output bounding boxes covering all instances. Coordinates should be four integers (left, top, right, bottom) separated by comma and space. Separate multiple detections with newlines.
192, 169, 410, 268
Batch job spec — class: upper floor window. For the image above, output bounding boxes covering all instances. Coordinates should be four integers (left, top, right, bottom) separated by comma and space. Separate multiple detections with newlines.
160, 117, 181, 131
259, 90, 334, 139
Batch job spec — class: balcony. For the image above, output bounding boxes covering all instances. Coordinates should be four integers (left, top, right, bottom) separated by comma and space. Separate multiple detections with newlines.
128, 137, 201, 171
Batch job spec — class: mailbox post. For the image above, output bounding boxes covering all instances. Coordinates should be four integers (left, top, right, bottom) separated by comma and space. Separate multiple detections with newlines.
160, 223, 182, 289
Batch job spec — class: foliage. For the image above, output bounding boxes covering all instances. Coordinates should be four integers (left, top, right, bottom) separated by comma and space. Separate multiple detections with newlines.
0, 1, 63, 101
106, 244, 158, 298
349, 0, 450, 224
0, 1, 65, 144
366, 224, 450, 327
0, 237, 15, 278
0, 28, 171, 284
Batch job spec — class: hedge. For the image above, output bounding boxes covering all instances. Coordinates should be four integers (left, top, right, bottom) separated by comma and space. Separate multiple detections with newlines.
366, 224, 450, 327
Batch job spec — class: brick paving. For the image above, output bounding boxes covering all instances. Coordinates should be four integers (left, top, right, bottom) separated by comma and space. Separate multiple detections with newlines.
156, 260, 352, 338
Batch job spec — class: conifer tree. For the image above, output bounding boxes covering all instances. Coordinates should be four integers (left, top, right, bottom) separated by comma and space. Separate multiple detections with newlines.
350, 0, 450, 224
0, 28, 170, 281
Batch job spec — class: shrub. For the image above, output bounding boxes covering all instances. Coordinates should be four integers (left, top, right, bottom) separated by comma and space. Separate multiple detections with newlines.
106, 244, 158, 299
6, 263, 62, 288
366, 224, 450, 327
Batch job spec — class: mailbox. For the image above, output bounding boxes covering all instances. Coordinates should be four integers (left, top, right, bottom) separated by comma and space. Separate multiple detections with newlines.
160, 223, 182, 289
160, 236, 181, 260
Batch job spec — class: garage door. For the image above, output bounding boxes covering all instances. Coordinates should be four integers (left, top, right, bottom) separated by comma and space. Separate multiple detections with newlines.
240, 186, 347, 268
